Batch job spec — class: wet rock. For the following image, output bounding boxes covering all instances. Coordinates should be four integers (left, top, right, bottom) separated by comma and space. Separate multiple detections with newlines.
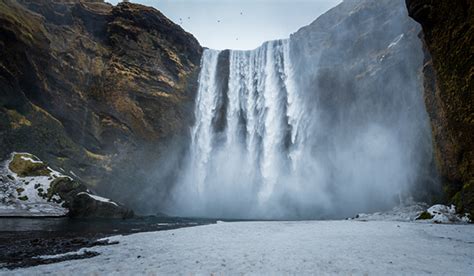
406, 0, 474, 216
49, 177, 134, 219
69, 192, 134, 219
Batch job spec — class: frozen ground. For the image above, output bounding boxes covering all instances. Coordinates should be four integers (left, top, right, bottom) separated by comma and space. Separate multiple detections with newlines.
0, 152, 120, 217
0, 153, 68, 217
4, 220, 473, 275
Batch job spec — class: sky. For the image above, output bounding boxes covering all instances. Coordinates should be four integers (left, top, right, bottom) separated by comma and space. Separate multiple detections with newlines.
106, 0, 342, 50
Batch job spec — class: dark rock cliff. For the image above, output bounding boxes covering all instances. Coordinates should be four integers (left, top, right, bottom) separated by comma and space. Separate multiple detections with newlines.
406, 0, 474, 217
0, 0, 202, 213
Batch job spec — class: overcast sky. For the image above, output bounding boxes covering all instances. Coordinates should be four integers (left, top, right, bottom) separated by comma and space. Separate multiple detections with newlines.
106, 0, 342, 50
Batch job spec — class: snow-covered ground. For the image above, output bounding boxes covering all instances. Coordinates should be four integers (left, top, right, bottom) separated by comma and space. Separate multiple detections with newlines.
0, 152, 121, 217
4, 220, 473, 275
353, 203, 471, 223
0, 153, 68, 217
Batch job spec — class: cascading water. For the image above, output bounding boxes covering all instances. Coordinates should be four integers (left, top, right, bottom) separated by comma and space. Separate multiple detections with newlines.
168, 34, 434, 219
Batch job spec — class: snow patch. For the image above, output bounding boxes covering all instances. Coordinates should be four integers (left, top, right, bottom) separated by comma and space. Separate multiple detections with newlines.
19, 156, 42, 164
34, 248, 91, 260
76, 192, 118, 206
388, 34, 404, 49
352, 203, 427, 222
426, 204, 471, 224
353, 203, 471, 224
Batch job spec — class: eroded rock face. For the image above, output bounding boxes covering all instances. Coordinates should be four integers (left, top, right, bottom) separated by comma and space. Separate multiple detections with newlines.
406, 0, 474, 217
0, 0, 202, 213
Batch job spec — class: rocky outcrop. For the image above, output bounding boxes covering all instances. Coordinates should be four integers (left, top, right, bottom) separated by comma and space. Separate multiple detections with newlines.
406, 0, 474, 217
1, 152, 133, 218
0, 0, 202, 213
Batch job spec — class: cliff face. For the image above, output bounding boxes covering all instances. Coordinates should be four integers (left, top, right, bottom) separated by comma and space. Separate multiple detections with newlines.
406, 0, 474, 217
289, 0, 439, 203
0, 0, 202, 213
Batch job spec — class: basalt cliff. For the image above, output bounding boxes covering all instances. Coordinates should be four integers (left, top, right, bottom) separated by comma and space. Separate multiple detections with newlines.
406, 0, 474, 217
0, 0, 202, 213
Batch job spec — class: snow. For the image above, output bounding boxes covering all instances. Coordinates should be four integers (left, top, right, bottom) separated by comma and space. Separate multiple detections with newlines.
19, 156, 42, 164
0, 153, 68, 217
76, 192, 119, 206
426, 204, 471, 223
353, 203, 427, 222
388, 34, 404, 49
352, 203, 471, 224
4, 220, 473, 275
1, 152, 121, 217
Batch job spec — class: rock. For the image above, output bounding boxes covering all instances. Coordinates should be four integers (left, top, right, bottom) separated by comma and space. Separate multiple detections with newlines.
0, 0, 202, 212
69, 192, 134, 219
1, 152, 133, 218
423, 204, 471, 223
49, 177, 134, 219
8, 153, 51, 177
415, 211, 433, 220
49, 177, 87, 204
406, 0, 474, 216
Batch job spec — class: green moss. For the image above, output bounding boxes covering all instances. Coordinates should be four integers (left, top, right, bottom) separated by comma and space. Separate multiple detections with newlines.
416, 211, 433, 220
0, 1, 47, 46
18, 195, 28, 201
8, 153, 51, 177
16, 187, 24, 194
453, 191, 463, 211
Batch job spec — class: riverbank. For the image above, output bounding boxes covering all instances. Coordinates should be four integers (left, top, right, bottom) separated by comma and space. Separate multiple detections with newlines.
3, 220, 473, 275
0, 217, 215, 269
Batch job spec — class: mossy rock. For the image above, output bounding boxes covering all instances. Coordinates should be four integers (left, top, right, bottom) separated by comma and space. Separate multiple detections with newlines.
452, 179, 474, 221
8, 153, 51, 177
16, 187, 25, 194
48, 177, 87, 202
416, 211, 433, 220
69, 193, 134, 219
18, 195, 28, 201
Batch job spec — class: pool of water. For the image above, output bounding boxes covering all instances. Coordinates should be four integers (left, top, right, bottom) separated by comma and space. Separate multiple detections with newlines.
0, 216, 217, 235
0, 216, 218, 268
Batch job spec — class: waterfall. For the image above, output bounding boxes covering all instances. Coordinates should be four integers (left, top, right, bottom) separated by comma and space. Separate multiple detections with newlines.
169, 36, 431, 219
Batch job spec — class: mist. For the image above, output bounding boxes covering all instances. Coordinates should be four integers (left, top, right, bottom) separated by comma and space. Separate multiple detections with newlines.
162, 0, 439, 219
